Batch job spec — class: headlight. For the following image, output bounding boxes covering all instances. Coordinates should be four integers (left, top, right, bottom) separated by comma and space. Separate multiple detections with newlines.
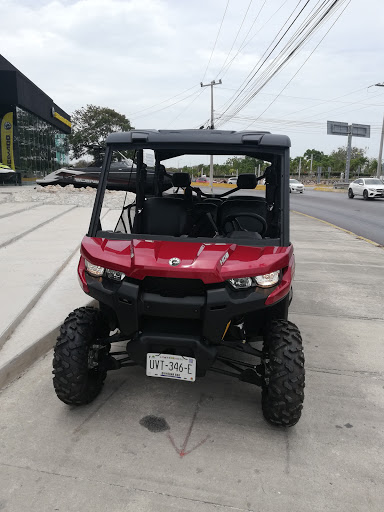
85, 260, 125, 281
368, 188, 375, 192
85, 259, 105, 277
105, 268, 125, 281
228, 277, 253, 289
227, 271, 280, 290
254, 271, 280, 288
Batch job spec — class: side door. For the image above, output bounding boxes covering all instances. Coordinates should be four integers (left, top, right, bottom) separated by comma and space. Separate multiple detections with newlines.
354, 178, 364, 195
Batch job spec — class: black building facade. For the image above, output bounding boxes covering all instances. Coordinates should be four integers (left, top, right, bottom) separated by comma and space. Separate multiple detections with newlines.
0, 55, 71, 176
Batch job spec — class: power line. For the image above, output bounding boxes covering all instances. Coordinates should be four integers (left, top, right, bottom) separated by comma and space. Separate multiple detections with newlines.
167, 88, 206, 127
218, 0, 290, 80
215, 0, 311, 125
201, 0, 230, 83
216, 0, 347, 127
246, 0, 351, 126
127, 85, 199, 117
214, 0, 254, 79
267, 86, 369, 120
292, 88, 384, 122
221, 0, 333, 122
132, 89, 202, 120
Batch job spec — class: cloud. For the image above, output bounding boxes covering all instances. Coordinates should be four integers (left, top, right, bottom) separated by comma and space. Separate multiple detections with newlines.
1, 0, 384, 158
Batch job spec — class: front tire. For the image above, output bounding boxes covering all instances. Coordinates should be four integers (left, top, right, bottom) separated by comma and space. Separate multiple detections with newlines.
363, 189, 369, 200
348, 188, 354, 198
53, 307, 110, 405
262, 320, 305, 427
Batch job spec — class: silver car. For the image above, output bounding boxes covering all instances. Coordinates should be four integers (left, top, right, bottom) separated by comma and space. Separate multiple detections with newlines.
348, 178, 384, 200
289, 179, 304, 193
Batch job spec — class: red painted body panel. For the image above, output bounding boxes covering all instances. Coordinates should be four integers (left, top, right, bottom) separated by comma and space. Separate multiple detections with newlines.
80, 236, 294, 288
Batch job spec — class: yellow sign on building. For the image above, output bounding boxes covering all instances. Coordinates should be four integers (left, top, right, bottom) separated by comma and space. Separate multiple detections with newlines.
1, 112, 15, 169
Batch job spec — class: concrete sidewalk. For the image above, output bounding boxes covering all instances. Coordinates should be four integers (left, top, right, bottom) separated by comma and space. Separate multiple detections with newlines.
0, 210, 383, 511
0, 203, 120, 388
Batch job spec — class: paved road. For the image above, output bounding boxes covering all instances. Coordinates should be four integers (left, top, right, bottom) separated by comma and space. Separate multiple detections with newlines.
290, 189, 384, 246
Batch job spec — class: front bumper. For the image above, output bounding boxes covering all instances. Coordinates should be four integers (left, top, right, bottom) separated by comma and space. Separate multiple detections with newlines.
85, 275, 285, 344
368, 189, 384, 197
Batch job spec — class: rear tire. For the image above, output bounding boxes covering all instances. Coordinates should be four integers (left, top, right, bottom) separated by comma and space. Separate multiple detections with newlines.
262, 320, 305, 427
348, 188, 354, 198
53, 307, 110, 405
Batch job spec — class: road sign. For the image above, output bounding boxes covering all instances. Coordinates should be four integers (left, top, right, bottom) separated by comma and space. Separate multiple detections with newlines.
351, 123, 370, 138
327, 121, 371, 182
327, 121, 349, 136
327, 121, 370, 138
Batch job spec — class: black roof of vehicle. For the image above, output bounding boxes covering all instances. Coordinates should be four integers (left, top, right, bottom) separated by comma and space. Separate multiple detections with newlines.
106, 129, 291, 148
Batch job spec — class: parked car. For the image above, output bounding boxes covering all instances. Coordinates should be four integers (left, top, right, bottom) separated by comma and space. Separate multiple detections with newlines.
289, 179, 304, 193
195, 176, 209, 183
348, 178, 384, 200
227, 177, 237, 185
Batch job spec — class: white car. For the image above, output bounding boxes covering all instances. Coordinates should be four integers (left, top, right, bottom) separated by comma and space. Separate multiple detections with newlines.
289, 179, 304, 193
227, 177, 237, 185
348, 178, 384, 200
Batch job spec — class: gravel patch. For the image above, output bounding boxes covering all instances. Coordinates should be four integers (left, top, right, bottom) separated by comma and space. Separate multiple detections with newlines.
0, 185, 135, 209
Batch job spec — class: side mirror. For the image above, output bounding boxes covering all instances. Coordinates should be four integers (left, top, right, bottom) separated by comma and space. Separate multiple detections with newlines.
237, 174, 257, 189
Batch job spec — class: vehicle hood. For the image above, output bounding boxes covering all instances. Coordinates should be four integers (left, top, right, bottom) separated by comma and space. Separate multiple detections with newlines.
81, 237, 293, 284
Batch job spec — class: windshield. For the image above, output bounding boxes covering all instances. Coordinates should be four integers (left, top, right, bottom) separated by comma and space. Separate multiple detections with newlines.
88, 144, 291, 247
289, 179, 300, 183
365, 178, 383, 185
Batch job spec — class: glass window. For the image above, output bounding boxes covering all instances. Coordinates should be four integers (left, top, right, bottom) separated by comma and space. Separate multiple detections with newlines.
15, 106, 69, 177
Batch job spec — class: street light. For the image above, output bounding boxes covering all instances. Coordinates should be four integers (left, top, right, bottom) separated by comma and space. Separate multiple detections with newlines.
371, 82, 384, 178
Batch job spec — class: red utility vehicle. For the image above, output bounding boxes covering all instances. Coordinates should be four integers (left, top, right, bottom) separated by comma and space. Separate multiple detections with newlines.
53, 129, 305, 427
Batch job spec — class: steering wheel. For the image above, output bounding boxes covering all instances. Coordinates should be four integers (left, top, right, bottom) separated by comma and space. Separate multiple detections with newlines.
221, 212, 267, 236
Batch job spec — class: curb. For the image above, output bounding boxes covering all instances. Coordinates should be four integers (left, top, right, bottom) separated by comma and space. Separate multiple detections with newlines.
291, 210, 383, 248
0, 299, 94, 391
313, 187, 346, 193
0, 326, 59, 390
0, 243, 80, 350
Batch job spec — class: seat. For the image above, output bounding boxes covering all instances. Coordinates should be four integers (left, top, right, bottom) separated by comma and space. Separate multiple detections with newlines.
134, 197, 188, 236
218, 198, 267, 236
190, 201, 219, 237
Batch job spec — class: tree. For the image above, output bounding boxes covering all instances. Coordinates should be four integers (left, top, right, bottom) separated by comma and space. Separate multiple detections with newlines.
303, 149, 324, 162
69, 105, 133, 159
73, 159, 91, 168
330, 146, 365, 161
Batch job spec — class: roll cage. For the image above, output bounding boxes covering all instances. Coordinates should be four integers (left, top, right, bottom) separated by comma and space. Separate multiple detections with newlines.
88, 129, 291, 247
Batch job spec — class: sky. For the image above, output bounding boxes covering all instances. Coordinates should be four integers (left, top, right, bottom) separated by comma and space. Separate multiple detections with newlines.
1, 0, 384, 166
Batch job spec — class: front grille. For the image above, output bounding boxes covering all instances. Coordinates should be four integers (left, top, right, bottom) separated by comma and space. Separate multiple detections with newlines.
141, 277, 206, 297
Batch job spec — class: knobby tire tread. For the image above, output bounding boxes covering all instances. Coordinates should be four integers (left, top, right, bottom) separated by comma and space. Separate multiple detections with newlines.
262, 319, 305, 427
52, 306, 109, 405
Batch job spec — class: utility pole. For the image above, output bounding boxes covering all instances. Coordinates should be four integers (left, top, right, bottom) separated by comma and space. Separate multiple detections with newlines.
310, 153, 313, 175
370, 83, 384, 178
201, 79, 222, 193
298, 157, 301, 179
345, 127, 352, 182
377, 113, 384, 178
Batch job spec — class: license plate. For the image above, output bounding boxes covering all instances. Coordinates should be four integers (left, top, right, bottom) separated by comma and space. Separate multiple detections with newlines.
146, 353, 196, 382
